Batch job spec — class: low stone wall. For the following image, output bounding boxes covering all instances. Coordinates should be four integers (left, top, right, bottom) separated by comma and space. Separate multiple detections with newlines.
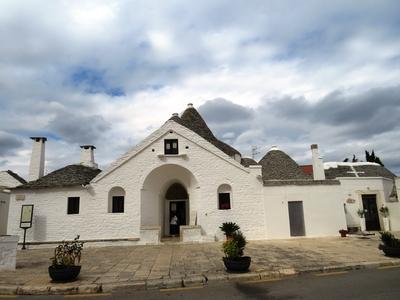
180, 225, 202, 242
0, 235, 19, 271
140, 226, 161, 245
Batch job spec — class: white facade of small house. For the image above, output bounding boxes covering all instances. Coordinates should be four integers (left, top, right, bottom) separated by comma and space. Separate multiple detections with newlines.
4, 104, 400, 245
0, 171, 26, 235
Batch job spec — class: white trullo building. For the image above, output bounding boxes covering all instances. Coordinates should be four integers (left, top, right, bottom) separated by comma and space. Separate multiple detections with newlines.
4, 104, 400, 246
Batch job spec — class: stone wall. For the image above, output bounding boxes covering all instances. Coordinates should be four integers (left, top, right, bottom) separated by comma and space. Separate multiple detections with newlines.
0, 235, 19, 271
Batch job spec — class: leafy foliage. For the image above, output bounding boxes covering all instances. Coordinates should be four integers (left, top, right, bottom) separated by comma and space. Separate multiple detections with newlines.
219, 222, 240, 236
51, 235, 84, 267
379, 206, 389, 217
222, 227, 247, 258
365, 150, 384, 166
380, 232, 400, 248
357, 209, 365, 218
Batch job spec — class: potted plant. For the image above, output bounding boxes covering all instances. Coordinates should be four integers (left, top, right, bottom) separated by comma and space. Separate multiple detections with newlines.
339, 229, 348, 237
379, 206, 390, 231
378, 232, 400, 257
48, 235, 84, 282
357, 208, 366, 232
222, 230, 251, 272
219, 222, 240, 240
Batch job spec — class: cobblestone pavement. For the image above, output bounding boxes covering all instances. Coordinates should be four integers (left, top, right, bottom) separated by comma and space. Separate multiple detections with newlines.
1, 234, 399, 292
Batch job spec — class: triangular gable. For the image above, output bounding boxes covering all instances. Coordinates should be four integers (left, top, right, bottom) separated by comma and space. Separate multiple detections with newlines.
92, 120, 248, 183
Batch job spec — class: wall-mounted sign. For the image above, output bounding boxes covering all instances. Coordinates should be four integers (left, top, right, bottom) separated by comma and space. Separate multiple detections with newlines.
16, 194, 26, 201
346, 198, 356, 204
20, 205, 34, 229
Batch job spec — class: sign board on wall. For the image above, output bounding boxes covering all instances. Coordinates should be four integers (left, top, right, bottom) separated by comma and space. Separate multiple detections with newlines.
20, 205, 34, 229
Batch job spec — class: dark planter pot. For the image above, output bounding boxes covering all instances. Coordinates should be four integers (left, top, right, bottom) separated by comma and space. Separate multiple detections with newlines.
48, 265, 81, 282
223, 256, 251, 272
339, 231, 348, 237
379, 244, 400, 258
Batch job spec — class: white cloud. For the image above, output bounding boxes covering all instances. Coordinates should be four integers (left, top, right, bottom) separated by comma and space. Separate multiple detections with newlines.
0, 0, 399, 178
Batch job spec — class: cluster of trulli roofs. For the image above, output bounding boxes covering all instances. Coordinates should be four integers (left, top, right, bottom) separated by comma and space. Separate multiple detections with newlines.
0, 103, 399, 246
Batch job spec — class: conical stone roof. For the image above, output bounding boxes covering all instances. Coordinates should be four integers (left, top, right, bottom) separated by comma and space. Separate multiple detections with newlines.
259, 149, 311, 181
169, 106, 241, 157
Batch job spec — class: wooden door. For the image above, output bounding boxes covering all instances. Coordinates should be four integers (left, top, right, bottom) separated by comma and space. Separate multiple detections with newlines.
362, 194, 380, 231
288, 201, 306, 237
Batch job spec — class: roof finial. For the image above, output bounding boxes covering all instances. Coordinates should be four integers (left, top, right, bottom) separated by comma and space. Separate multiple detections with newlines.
269, 145, 279, 151
187, 103, 193, 108
172, 113, 179, 117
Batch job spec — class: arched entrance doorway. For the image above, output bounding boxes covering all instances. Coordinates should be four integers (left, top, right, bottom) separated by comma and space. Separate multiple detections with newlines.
165, 183, 189, 236
140, 164, 199, 237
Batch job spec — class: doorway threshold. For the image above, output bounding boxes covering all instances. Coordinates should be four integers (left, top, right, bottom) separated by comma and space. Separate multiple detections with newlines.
161, 236, 181, 244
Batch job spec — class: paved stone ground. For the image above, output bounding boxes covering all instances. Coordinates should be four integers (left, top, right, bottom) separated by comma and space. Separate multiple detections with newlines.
1, 233, 400, 294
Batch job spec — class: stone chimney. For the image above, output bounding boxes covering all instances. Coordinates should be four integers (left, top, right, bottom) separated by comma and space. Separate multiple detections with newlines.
80, 145, 98, 168
28, 137, 47, 182
311, 144, 325, 180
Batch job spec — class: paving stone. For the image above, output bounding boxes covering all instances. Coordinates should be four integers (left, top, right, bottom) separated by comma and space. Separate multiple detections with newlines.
78, 284, 102, 294
3, 234, 400, 295
182, 275, 206, 287
0, 285, 17, 295
17, 285, 51, 295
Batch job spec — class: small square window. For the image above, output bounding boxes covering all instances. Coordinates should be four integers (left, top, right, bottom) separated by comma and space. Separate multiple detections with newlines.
67, 197, 80, 214
112, 196, 124, 213
218, 193, 231, 210
164, 139, 178, 155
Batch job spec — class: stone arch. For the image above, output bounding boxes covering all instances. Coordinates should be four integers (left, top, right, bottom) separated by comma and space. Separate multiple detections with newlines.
140, 164, 199, 236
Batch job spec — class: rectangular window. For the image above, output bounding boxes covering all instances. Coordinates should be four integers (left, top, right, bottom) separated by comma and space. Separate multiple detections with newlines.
112, 196, 124, 213
164, 139, 178, 155
218, 193, 231, 210
67, 197, 80, 214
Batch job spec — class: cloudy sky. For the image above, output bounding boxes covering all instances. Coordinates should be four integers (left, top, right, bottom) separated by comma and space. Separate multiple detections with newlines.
1, 0, 400, 178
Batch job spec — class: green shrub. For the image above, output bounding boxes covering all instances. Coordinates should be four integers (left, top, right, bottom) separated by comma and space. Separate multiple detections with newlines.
357, 209, 365, 218
50, 235, 84, 267
379, 206, 389, 218
379, 232, 400, 248
222, 230, 247, 258
219, 222, 240, 236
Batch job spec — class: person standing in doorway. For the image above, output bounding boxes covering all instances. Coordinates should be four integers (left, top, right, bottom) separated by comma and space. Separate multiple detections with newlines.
170, 212, 179, 236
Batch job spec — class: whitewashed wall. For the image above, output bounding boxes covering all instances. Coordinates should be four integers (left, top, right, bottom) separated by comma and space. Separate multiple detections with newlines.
7, 121, 265, 242
0, 192, 10, 235
264, 184, 347, 239
1, 172, 24, 235
338, 177, 400, 231
92, 122, 265, 241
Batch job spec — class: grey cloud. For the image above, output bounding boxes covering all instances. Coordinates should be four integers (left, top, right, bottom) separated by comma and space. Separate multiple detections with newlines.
47, 112, 111, 145
199, 86, 400, 174
0, 131, 23, 156
268, 86, 400, 139
199, 98, 253, 123
198, 98, 254, 141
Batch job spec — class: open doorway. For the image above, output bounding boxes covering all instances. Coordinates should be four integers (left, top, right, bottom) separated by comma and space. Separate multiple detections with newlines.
165, 183, 189, 236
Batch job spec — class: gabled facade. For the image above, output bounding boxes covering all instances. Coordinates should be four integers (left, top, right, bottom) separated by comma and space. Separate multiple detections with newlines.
5, 104, 400, 246
0, 170, 26, 235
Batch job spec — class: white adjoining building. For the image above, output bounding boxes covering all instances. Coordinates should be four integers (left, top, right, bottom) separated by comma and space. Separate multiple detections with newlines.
3, 104, 400, 246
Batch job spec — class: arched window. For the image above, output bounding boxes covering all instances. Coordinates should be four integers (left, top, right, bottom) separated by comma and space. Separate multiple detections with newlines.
108, 187, 125, 213
218, 184, 232, 210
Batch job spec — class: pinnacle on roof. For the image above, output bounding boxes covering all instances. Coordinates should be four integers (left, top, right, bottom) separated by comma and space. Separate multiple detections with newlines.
169, 103, 241, 157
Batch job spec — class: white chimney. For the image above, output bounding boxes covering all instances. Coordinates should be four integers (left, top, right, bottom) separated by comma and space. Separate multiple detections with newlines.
311, 144, 325, 180
28, 137, 47, 182
80, 145, 98, 168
